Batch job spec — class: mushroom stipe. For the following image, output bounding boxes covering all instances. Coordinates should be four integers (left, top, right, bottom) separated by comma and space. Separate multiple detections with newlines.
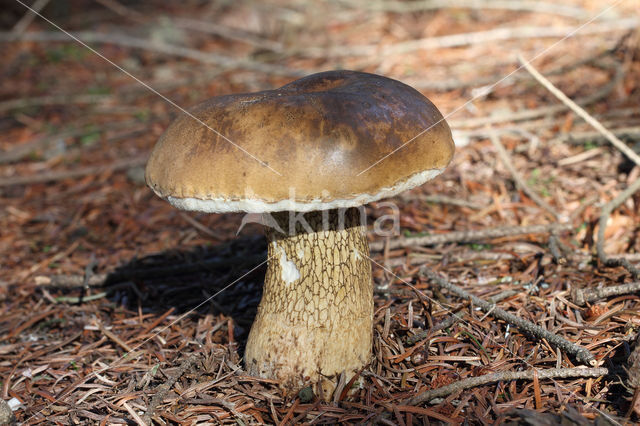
246, 208, 372, 396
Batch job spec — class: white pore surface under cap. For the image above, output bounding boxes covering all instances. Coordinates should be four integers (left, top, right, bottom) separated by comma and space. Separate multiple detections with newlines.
164, 168, 444, 213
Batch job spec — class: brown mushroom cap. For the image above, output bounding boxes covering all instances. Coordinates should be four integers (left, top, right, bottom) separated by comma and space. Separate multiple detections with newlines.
145, 70, 454, 212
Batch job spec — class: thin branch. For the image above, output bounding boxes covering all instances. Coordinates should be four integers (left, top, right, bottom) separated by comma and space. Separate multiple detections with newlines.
0, 120, 152, 164
337, 0, 590, 19
143, 355, 197, 424
383, 246, 640, 269
407, 42, 615, 91
519, 55, 640, 168
450, 62, 623, 128
572, 281, 640, 306
178, 212, 225, 240
382, 251, 518, 268
0, 155, 147, 187
0, 31, 306, 77
548, 234, 567, 265
517, 56, 640, 277
95, 320, 134, 353
172, 17, 283, 52
406, 313, 464, 346
294, 18, 638, 58
0, 128, 82, 164
488, 129, 560, 221
10, 0, 51, 39
369, 223, 571, 251
556, 147, 605, 167
403, 367, 609, 405
0, 94, 110, 113
122, 401, 148, 426
95, 0, 147, 23
420, 267, 597, 366
553, 126, 640, 146
397, 193, 488, 209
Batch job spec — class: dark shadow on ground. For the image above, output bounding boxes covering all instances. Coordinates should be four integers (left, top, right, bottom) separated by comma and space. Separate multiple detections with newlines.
102, 234, 268, 351
601, 339, 638, 418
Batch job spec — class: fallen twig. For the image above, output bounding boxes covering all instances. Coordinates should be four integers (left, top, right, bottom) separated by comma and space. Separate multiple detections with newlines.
172, 17, 283, 52
82, 256, 98, 289
402, 366, 609, 405
519, 55, 640, 168
397, 193, 488, 209
339, 0, 590, 19
178, 212, 225, 240
0, 93, 110, 113
420, 267, 597, 366
95, 0, 147, 23
450, 62, 623, 128
143, 355, 198, 424
406, 312, 464, 346
384, 246, 640, 269
0, 31, 305, 77
408, 41, 615, 91
0, 119, 156, 165
0, 155, 147, 187
294, 18, 638, 58
53, 292, 108, 304
556, 147, 605, 167
123, 401, 148, 426
370, 223, 571, 251
10, 0, 51, 39
0, 123, 122, 164
554, 126, 640, 146
382, 251, 518, 268
0, 128, 83, 164
489, 290, 520, 304
548, 234, 567, 265
405, 45, 617, 93
572, 281, 640, 306
475, 55, 640, 278
488, 129, 560, 221
95, 320, 134, 353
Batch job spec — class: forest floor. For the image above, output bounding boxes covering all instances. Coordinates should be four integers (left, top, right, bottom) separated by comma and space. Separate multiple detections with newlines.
1, 0, 640, 424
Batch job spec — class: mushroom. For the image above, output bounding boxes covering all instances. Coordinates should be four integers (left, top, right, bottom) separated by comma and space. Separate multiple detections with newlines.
145, 70, 454, 397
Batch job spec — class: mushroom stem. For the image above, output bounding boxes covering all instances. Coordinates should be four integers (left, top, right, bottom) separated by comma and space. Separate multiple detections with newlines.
245, 207, 373, 397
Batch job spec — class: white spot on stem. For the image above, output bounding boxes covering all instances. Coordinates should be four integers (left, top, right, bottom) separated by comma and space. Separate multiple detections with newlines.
274, 242, 300, 285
